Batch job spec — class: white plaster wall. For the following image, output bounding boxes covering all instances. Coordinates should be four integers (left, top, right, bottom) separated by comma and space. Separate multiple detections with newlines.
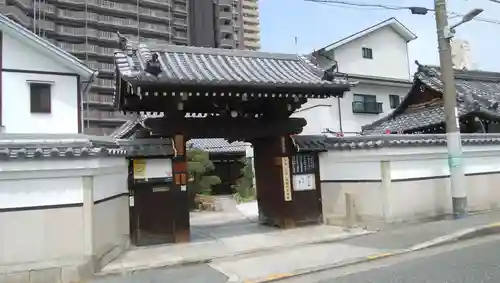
316, 26, 411, 80
92, 164, 129, 260
2, 31, 73, 72
0, 157, 128, 266
294, 82, 410, 135
1, 32, 80, 134
93, 196, 129, 261
0, 206, 85, 266
292, 104, 335, 135
93, 170, 128, 203
319, 144, 500, 224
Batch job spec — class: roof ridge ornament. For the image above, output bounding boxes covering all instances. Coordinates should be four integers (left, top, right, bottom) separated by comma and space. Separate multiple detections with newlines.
137, 43, 163, 77
145, 53, 163, 77
117, 31, 127, 51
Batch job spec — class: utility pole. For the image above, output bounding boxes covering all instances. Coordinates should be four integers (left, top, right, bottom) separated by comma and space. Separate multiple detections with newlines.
434, 0, 467, 218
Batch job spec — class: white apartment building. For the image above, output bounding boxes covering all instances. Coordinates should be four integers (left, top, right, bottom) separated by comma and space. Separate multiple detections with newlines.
242, 0, 260, 50
294, 18, 417, 135
0, 14, 95, 134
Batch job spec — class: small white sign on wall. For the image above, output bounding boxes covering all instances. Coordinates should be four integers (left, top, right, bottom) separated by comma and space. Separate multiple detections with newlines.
293, 174, 316, 191
133, 158, 173, 180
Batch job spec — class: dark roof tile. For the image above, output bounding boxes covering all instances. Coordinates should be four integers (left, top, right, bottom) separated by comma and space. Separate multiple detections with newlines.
187, 138, 249, 153
117, 138, 174, 157
293, 134, 500, 151
0, 134, 125, 160
362, 64, 500, 134
114, 43, 351, 92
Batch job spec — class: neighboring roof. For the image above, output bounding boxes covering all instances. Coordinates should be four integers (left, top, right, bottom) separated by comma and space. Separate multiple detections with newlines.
348, 74, 413, 86
362, 64, 500, 134
110, 115, 149, 140
292, 135, 330, 152
114, 42, 351, 92
0, 14, 95, 79
293, 134, 500, 152
0, 134, 125, 160
117, 138, 175, 157
187, 138, 249, 153
317, 17, 417, 53
110, 115, 249, 154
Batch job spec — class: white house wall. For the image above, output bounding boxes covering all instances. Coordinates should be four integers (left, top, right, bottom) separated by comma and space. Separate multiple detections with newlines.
1, 32, 80, 134
294, 82, 410, 135
292, 103, 335, 135
333, 26, 411, 80
2, 32, 73, 72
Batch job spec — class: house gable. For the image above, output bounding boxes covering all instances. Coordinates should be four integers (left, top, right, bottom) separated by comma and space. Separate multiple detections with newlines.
333, 26, 411, 79
311, 18, 416, 80
0, 14, 94, 78
2, 32, 74, 73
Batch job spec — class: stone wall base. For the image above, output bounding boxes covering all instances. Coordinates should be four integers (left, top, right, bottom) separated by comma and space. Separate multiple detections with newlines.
325, 209, 498, 231
1, 257, 94, 283
1, 236, 130, 283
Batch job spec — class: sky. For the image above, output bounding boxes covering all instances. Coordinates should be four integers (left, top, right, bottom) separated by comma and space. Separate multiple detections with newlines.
258, 0, 500, 73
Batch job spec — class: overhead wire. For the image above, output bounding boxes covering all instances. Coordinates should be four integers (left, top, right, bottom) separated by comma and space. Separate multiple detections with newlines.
305, 0, 500, 25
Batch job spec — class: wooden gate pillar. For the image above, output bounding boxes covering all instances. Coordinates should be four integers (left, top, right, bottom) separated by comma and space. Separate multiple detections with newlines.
253, 136, 296, 229
172, 134, 190, 242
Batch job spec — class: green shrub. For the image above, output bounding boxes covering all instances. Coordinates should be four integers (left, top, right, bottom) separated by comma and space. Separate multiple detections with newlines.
187, 148, 221, 196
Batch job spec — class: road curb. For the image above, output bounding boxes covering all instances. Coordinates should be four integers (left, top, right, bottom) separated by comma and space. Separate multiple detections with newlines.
250, 222, 500, 283
94, 229, 373, 278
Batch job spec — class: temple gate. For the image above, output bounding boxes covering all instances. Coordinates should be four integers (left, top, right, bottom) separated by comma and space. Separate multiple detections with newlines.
113, 40, 350, 245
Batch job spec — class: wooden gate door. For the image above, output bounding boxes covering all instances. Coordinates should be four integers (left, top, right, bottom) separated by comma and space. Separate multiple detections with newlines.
133, 183, 175, 246
291, 153, 323, 225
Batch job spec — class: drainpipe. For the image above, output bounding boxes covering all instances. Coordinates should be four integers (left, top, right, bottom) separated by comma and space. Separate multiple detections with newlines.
333, 59, 343, 134
337, 97, 343, 133
315, 50, 343, 134
80, 70, 99, 133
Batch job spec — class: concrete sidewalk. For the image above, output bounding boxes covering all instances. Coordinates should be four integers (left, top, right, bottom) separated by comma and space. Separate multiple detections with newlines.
208, 211, 500, 283
91, 211, 500, 283
99, 218, 370, 276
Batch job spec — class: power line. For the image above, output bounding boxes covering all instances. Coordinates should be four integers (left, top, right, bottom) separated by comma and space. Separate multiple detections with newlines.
305, 0, 500, 25
306, 0, 424, 10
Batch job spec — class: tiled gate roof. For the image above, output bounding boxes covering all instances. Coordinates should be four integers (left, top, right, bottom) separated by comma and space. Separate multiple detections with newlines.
114, 44, 350, 89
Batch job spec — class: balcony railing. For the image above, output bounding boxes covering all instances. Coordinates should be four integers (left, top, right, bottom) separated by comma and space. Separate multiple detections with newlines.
173, 4, 187, 14
218, 0, 232, 6
172, 19, 188, 27
84, 110, 130, 121
242, 8, 259, 16
87, 62, 114, 73
219, 11, 233, 19
84, 127, 117, 136
242, 0, 258, 9
244, 32, 259, 40
219, 38, 234, 47
1, 6, 32, 26
352, 101, 383, 114
92, 78, 115, 88
219, 24, 235, 34
244, 24, 260, 32
84, 93, 114, 105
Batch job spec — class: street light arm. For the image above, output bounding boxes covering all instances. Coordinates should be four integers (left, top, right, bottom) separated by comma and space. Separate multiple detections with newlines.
461, 8, 484, 23
447, 8, 483, 36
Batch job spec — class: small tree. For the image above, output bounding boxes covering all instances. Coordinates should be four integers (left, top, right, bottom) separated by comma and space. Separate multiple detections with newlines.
233, 157, 255, 202
187, 148, 221, 196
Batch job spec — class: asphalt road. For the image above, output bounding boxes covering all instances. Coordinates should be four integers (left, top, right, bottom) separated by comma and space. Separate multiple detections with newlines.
90, 264, 228, 283
282, 235, 500, 283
